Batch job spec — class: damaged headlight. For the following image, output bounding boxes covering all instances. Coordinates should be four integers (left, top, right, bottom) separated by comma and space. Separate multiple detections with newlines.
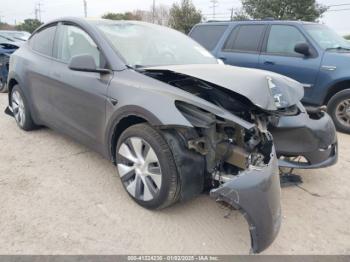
267, 76, 290, 109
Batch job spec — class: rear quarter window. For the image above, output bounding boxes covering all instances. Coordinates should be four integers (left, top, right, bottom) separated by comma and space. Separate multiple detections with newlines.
190, 25, 228, 51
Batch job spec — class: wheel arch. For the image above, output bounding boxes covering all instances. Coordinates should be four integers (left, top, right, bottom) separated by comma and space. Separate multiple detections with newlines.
106, 106, 163, 163
324, 79, 350, 105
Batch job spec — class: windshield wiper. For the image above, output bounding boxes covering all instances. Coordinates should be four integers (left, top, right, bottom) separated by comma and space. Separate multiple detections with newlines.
126, 64, 147, 71
326, 46, 350, 51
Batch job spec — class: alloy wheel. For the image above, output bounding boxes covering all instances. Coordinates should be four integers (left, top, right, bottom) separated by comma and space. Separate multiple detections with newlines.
335, 99, 350, 128
11, 90, 26, 127
117, 137, 162, 202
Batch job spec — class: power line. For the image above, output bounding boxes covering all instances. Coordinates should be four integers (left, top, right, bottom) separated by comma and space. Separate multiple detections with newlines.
328, 3, 350, 7
327, 8, 350, 12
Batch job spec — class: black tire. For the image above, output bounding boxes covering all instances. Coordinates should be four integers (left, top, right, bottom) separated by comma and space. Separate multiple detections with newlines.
327, 89, 350, 134
0, 78, 8, 93
116, 123, 180, 210
11, 85, 36, 131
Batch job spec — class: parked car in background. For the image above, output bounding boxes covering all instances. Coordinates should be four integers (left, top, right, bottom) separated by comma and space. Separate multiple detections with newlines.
189, 20, 338, 170
0, 30, 30, 42
189, 20, 350, 134
0, 31, 29, 92
0, 41, 20, 93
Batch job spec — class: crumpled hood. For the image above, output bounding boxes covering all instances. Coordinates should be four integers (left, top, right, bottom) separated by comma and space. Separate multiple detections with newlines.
146, 64, 304, 111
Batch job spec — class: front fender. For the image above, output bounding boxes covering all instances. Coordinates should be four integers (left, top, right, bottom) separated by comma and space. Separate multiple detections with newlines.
210, 148, 281, 254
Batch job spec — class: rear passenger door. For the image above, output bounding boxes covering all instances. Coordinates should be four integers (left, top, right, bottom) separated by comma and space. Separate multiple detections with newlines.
259, 25, 322, 101
26, 24, 57, 123
216, 24, 267, 68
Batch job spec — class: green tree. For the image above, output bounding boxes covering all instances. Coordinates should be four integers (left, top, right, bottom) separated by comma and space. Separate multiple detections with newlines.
16, 19, 43, 33
169, 0, 202, 34
102, 12, 142, 21
238, 0, 328, 22
232, 9, 250, 21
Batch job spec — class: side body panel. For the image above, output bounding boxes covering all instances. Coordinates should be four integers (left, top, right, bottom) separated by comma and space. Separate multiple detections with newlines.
8, 44, 55, 125
47, 60, 111, 154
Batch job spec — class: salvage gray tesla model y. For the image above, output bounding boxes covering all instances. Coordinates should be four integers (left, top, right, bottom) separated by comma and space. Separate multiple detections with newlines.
5, 18, 338, 253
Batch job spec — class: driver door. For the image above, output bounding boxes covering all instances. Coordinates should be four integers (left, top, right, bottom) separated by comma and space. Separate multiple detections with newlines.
259, 24, 322, 102
49, 23, 112, 150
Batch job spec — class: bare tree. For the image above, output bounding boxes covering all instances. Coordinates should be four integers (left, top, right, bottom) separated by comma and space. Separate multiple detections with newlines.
134, 4, 170, 26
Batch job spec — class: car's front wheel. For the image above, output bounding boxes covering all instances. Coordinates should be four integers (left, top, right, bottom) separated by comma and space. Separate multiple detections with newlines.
11, 85, 36, 131
328, 89, 350, 134
116, 123, 180, 210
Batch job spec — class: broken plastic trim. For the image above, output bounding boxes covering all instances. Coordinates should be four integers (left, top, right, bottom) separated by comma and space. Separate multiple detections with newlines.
4, 106, 13, 117
210, 147, 281, 254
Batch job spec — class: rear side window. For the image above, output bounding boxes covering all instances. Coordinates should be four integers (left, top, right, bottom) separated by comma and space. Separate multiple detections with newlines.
30, 26, 56, 56
190, 25, 228, 51
223, 25, 266, 52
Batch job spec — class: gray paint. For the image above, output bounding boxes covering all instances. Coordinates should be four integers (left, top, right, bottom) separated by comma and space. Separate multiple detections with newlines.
210, 147, 281, 254
146, 64, 304, 111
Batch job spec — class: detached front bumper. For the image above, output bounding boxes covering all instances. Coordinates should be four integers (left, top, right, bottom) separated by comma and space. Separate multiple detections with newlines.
210, 150, 281, 254
271, 110, 338, 169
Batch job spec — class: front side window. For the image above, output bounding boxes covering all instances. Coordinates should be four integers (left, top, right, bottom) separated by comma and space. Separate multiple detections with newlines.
190, 25, 228, 51
223, 25, 266, 52
30, 26, 56, 56
96, 22, 217, 67
56, 25, 101, 66
266, 25, 307, 56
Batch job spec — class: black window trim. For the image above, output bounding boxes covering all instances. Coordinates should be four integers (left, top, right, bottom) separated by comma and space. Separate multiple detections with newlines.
221, 24, 268, 54
261, 24, 319, 58
28, 22, 58, 59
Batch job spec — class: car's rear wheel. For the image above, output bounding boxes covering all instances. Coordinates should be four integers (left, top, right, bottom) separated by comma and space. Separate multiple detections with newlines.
11, 85, 36, 131
328, 89, 350, 134
116, 123, 180, 210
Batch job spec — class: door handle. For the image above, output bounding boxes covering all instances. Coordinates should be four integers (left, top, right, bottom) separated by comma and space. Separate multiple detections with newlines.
218, 57, 227, 61
263, 60, 275, 65
109, 97, 118, 106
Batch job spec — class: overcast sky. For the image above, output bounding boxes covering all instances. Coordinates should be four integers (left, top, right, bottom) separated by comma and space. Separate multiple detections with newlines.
0, 0, 350, 35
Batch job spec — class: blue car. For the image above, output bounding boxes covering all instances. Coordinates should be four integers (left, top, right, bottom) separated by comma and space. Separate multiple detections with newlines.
189, 20, 350, 133
0, 42, 19, 92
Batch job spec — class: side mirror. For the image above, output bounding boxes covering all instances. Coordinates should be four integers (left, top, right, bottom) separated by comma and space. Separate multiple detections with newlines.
294, 43, 311, 57
68, 54, 110, 74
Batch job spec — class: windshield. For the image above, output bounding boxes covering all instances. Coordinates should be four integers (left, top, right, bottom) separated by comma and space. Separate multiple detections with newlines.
96, 21, 218, 67
304, 24, 350, 50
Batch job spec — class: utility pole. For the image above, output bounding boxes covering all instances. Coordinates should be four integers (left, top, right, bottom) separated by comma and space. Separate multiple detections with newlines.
229, 7, 234, 21
83, 0, 88, 18
37, 2, 43, 22
152, 0, 156, 23
34, 5, 39, 20
210, 0, 219, 19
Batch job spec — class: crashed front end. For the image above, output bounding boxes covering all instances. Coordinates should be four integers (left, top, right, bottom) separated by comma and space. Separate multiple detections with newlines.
139, 65, 290, 253
173, 101, 282, 254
